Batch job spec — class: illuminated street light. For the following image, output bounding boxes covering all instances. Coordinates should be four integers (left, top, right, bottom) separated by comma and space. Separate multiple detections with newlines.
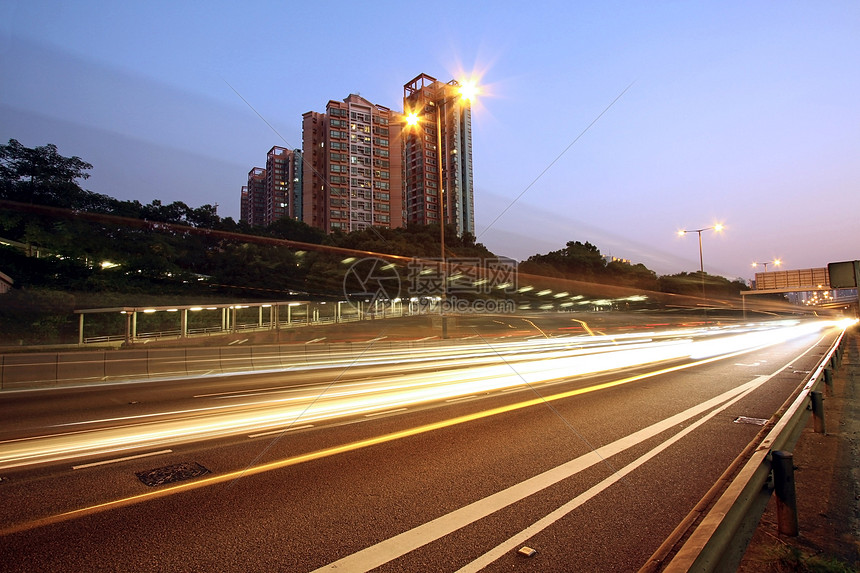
678, 224, 724, 296
403, 77, 478, 336
752, 259, 782, 272
458, 81, 479, 102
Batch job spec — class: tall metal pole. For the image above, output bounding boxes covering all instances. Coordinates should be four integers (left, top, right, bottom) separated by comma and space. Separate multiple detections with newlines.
436, 97, 448, 338
436, 101, 445, 286
697, 230, 704, 273
698, 230, 705, 297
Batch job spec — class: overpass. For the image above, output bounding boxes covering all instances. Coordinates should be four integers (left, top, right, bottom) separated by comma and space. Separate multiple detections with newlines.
742, 261, 859, 314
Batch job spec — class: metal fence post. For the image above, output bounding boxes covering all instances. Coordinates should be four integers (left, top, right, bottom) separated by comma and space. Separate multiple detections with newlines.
772, 450, 798, 536
823, 368, 834, 396
811, 390, 826, 434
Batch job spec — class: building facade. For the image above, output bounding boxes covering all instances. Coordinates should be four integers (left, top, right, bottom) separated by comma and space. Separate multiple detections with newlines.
240, 73, 475, 236
301, 94, 403, 233
241, 148, 302, 227
244, 167, 267, 227
403, 73, 475, 237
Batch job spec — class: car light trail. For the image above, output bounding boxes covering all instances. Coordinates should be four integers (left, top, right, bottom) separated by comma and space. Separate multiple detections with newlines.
0, 320, 847, 471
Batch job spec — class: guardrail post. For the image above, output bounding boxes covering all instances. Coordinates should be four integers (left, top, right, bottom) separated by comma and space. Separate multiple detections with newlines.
823, 368, 834, 396
772, 450, 798, 537
810, 390, 826, 434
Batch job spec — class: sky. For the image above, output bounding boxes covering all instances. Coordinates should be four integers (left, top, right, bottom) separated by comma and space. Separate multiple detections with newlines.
1, 1, 858, 281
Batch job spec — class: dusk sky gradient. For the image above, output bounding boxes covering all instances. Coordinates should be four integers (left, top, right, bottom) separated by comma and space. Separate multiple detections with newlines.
2, 1, 858, 281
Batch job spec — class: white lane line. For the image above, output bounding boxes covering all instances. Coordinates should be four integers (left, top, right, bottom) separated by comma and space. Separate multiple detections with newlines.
310, 382, 757, 573
248, 425, 314, 438
501, 386, 526, 393
455, 381, 760, 572
446, 395, 478, 403
72, 449, 172, 470
363, 408, 407, 418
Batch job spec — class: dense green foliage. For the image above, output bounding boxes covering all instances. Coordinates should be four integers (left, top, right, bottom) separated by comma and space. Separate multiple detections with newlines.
0, 139, 751, 344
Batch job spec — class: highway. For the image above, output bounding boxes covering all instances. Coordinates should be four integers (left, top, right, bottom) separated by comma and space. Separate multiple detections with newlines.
0, 317, 851, 572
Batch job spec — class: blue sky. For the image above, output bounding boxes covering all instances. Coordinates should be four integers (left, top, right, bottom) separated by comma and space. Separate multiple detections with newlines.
2, 1, 858, 280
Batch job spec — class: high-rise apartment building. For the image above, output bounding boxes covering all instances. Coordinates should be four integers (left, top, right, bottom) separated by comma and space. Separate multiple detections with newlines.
245, 167, 267, 227
241, 148, 302, 227
265, 146, 303, 222
240, 73, 475, 235
403, 73, 475, 236
240, 185, 250, 224
301, 94, 403, 233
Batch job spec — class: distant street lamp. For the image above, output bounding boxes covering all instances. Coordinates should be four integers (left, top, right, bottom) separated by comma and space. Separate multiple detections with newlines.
751, 259, 782, 272
677, 224, 724, 296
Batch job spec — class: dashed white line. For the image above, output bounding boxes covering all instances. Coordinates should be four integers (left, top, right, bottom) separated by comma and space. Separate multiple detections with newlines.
72, 449, 173, 470
446, 395, 478, 403
248, 424, 314, 438
364, 408, 407, 418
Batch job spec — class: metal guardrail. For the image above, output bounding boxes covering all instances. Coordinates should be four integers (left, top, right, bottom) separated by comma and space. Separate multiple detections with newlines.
642, 327, 848, 572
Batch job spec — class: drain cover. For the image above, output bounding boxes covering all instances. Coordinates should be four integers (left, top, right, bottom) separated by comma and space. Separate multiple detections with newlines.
734, 416, 768, 426
136, 462, 210, 487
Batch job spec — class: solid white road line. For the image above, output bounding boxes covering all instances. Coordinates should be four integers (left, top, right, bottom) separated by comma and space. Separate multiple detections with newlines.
312, 338, 814, 573
455, 380, 760, 572
311, 379, 761, 573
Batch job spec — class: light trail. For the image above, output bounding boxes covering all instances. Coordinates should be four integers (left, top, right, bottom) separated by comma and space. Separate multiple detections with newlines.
0, 319, 850, 536
0, 320, 845, 471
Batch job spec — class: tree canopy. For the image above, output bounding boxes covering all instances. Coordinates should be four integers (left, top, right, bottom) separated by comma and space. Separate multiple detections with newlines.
0, 139, 748, 303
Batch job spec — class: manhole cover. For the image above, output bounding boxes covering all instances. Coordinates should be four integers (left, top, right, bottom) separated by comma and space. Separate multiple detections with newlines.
136, 462, 210, 487
734, 416, 769, 426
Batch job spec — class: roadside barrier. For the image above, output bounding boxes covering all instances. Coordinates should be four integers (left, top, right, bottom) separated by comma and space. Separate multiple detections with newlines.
0, 338, 479, 390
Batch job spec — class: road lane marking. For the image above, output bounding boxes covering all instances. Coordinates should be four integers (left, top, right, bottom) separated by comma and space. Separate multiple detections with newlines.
456, 383, 760, 572
72, 450, 173, 470
310, 381, 764, 573
315, 364, 803, 573
248, 425, 314, 438
363, 408, 407, 417
0, 341, 813, 537
446, 395, 478, 402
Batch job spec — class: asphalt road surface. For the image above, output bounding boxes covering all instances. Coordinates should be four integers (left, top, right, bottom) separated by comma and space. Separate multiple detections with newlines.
0, 318, 848, 572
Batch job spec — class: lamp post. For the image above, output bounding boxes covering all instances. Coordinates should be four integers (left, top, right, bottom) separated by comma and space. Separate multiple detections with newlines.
404, 79, 477, 335
678, 224, 724, 296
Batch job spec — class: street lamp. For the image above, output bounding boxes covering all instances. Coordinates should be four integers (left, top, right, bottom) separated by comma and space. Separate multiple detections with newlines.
677, 223, 724, 296
751, 259, 781, 272
403, 78, 478, 332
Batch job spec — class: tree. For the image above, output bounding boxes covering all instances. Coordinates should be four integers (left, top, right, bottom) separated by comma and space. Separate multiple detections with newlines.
522, 240, 607, 280
0, 139, 93, 207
